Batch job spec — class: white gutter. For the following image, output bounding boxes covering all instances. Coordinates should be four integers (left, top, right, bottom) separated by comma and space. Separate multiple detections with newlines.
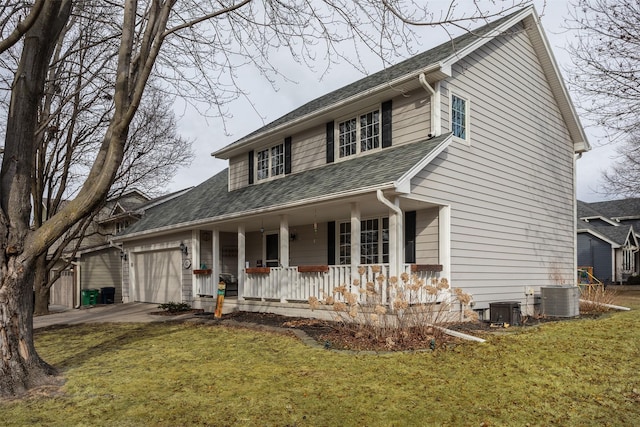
116, 182, 398, 241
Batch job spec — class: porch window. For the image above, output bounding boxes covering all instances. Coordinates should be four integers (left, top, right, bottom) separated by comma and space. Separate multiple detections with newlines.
451, 94, 467, 140
339, 217, 389, 265
338, 109, 380, 158
256, 142, 285, 181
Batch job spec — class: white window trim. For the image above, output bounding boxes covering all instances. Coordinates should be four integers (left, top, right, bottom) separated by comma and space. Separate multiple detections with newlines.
255, 142, 285, 182
338, 216, 389, 265
450, 92, 470, 144
335, 105, 382, 160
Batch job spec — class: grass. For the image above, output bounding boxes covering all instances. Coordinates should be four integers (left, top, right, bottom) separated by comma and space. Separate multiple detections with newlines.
1, 292, 640, 426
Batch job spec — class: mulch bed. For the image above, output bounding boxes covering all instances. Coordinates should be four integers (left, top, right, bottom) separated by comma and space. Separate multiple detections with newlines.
162, 310, 605, 352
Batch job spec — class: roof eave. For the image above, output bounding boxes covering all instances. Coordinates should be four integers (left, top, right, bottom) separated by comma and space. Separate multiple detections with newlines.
212, 63, 446, 159
115, 182, 397, 242
394, 134, 452, 193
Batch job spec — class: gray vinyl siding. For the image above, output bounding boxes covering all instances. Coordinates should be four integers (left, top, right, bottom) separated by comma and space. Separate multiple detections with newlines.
80, 249, 123, 303
228, 153, 249, 191
198, 231, 238, 276
577, 233, 612, 283
411, 24, 575, 304
291, 124, 326, 173
246, 231, 263, 267
289, 223, 328, 266
226, 90, 432, 191
415, 208, 439, 264
391, 89, 431, 146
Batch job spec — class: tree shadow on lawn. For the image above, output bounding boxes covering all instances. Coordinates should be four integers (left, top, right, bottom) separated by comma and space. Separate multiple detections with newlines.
35, 323, 186, 371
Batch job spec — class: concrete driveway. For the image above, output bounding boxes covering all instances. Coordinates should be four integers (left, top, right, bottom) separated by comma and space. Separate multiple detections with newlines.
33, 303, 193, 329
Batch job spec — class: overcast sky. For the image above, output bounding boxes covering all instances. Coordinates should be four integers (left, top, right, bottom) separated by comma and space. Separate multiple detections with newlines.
168, 0, 614, 203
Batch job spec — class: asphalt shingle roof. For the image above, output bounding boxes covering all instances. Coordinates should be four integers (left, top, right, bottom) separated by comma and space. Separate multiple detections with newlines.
579, 223, 633, 246
120, 135, 449, 236
224, 10, 521, 149
583, 198, 640, 219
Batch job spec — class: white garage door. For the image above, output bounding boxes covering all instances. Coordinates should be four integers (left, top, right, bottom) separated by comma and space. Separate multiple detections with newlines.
133, 250, 182, 303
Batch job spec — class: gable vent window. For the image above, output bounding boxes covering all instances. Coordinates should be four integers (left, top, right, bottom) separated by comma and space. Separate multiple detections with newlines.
338, 109, 380, 158
256, 142, 285, 181
451, 94, 468, 140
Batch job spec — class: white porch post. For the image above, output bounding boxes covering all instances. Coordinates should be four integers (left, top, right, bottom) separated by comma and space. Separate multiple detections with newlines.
238, 224, 246, 301
212, 228, 220, 286
388, 196, 404, 279
439, 205, 451, 280
191, 230, 199, 298
280, 215, 289, 267
351, 202, 361, 283
280, 215, 289, 302
388, 207, 398, 280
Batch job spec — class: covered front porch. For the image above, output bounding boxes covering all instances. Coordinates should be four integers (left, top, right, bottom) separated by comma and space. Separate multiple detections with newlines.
188, 189, 452, 316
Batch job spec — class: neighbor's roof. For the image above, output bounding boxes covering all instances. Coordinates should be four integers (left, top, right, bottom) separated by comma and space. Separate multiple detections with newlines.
118, 134, 451, 238
582, 198, 640, 220
213, 5, 589, 158
578, 222, 633, 247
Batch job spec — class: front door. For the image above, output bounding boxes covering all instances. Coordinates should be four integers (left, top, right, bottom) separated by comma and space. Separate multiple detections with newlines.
265, 233, 279, 267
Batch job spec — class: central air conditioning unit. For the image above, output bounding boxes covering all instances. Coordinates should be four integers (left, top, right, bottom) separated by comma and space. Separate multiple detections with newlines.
541, 285, 580, 317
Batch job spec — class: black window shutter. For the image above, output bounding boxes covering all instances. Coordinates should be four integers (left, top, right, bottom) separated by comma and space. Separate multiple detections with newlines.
248, 150, 254, 185
284, 136, 292, 175
381, 100, 392, 148
327, 221, 335, 265
326, 121, 334, 163
404, 211, 416, 263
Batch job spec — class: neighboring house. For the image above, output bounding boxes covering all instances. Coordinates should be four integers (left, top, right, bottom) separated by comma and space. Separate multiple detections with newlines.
115, 6, 589, 318
49, 189, 190, 307
577, 199, 640, 284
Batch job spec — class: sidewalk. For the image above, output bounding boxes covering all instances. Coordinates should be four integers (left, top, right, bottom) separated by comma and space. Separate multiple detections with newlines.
33, 303, 193, 329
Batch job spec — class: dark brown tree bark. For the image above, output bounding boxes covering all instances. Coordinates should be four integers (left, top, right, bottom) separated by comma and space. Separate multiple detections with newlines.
0, 1, 71, 397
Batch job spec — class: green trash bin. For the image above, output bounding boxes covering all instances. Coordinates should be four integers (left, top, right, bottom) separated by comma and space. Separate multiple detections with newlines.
81, 289, 100, 306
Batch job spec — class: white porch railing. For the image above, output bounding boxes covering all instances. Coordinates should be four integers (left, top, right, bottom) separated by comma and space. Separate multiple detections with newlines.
237, 264, 441, 305
195, 272, 217, 297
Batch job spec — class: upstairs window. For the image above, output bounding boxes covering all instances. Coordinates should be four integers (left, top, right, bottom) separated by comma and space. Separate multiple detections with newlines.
451, 94, 467, 140
256, 143, 285, 181
338, 109, 380, 158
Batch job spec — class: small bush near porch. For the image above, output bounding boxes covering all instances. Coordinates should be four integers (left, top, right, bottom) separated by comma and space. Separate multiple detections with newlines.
2, 294, 639, 426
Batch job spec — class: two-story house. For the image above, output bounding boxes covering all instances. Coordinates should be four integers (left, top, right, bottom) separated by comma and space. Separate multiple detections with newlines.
577, 199, 640, 284
115, 6, 589, 318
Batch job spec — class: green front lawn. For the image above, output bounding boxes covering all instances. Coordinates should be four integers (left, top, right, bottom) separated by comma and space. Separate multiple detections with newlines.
2, 295, 640, 426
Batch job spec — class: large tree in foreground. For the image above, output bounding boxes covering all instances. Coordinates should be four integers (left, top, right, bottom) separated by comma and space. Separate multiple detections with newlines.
0, 0, 530, 398
566, 0, 640, 197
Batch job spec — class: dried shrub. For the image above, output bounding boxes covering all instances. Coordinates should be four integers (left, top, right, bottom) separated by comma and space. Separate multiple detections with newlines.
308, 267, 476, 350
580, 285, 619, 314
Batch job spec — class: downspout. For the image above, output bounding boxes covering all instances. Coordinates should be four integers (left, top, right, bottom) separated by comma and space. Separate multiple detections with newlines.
419, 73, 441, 137
573, 153, 581, 285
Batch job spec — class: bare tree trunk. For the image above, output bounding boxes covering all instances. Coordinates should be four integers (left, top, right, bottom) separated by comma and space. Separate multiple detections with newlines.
0, 1, 71, 398
0, 258, 57, 396
33, 254, 50, 316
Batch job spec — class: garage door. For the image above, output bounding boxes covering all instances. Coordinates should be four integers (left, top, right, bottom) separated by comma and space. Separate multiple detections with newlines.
133, 250, 182, 303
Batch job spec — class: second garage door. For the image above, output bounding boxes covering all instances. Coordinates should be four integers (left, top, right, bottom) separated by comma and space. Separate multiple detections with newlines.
133, 249, 182, 303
